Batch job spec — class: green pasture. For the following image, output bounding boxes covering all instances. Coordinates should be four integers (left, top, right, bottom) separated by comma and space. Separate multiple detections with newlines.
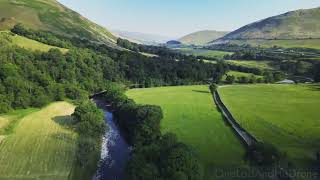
218, 84, 320, 166
176, 47, 233, 58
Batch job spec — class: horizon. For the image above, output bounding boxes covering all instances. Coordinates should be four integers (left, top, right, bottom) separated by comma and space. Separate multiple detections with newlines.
57, 0, 320, 38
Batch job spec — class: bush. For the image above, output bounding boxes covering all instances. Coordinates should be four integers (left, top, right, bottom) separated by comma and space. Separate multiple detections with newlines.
77, 112, 106, 137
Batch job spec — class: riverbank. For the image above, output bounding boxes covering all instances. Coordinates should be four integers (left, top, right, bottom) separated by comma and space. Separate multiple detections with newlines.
92, 98, 131, 180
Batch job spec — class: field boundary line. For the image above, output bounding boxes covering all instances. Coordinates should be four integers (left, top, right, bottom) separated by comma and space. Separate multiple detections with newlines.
213, 88, 258, 147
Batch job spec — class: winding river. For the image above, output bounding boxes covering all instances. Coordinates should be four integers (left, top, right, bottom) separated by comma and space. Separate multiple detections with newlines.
92, 99, 131, 180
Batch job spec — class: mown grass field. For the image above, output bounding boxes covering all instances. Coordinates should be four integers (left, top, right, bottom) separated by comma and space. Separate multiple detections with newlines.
218, 84, 320, 166
127, 85, 245, 178
0, 31, 68, 53
176, 47, 233, 58
0, 102, 77, 180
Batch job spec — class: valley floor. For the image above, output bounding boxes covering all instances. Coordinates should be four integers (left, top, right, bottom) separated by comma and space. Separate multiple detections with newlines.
0, 102, 76, 180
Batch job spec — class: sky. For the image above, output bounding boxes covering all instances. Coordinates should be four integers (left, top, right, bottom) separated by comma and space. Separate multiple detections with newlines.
58, 0, 320, 38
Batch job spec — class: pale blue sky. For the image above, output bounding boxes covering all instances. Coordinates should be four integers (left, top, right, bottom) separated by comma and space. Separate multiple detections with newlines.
58, 0, 320, 37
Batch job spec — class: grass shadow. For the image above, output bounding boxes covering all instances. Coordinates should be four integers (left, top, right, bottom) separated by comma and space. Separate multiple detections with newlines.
52, 115, 76, 129
192, 90, 210, 94
307, 84, 320, 91
51, 132, 74, 143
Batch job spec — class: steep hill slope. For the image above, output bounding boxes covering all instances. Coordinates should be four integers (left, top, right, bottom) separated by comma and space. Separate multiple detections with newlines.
0, 0, 116, 43
179, 30, 228, 45
219, 7, 320, 40
0, 31, 68, 52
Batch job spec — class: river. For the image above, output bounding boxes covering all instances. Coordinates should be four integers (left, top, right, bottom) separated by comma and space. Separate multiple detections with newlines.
92, 99, 131, 180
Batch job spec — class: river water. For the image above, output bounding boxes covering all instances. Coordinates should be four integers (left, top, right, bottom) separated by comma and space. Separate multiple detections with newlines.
92, 99, 131, 180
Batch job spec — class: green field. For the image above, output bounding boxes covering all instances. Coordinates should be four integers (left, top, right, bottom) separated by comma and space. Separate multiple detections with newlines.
229, 39, 320, 50
218, 84, 320, 166
0, 31, 68, 53
0, 102, 77, 180
127, 85, 245, 178
223, 71, 263, 81
140, 52, 159, 57
176, 47, 233, 58
226, 60, 274, 70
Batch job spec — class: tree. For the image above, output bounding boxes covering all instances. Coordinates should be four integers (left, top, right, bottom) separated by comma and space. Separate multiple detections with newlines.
134, 105, 163, 145
225, 75, 235, 84
209, 83, 217, 94
161, 143, 203, 180
169, 171, 188, 180
314, 63, 320, 82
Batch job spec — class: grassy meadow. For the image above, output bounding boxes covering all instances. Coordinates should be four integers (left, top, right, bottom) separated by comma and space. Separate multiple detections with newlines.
0, 102, 77, 180
176, 47, 233, 58
223, 71, 263, 81
0, 31, 68, 53
226, 60, 274, 70
127, 85, 245, 178
218, 84, 320, 166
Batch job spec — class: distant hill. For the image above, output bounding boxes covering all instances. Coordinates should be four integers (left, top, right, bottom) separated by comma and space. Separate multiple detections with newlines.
112, 30, 173, 45
0, 0, 116, 44
179, 30, 229, 45
218, 7, 320, 41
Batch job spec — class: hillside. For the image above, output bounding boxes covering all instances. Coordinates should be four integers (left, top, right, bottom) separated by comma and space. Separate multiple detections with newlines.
179, 30, 228, 45
219, 7, 320, 41
0, 31, 68, 52
0, 0, 116, 44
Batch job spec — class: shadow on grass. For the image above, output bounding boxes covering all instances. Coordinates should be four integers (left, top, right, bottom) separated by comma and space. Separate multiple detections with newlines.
51, 132, 74, 142
307, 84, 320, 91
52, 115, 76, 129
192, 90, 210, 94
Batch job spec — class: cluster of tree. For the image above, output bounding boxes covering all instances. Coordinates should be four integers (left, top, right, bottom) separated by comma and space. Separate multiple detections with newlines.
314, 63, 320, 82
223, 71, 285, 85
227, 63, 263, 75
0, 26, 231, 113
117, 38, 140, 52
72, 101, 106, 168
101, 84, 203, 180
279, 60, 314, 77
12, 24, 73, 48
